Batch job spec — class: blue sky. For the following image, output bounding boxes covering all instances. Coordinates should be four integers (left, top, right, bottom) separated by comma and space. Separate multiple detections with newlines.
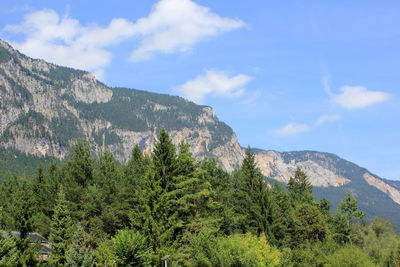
1, 0, 399, 180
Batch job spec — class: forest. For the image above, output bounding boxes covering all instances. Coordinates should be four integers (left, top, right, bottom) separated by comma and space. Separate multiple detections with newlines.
0, 129, 399, 266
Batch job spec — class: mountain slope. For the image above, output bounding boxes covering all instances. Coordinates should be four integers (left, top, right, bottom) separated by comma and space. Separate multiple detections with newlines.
255, 150, 400, 223
0, 39, 244, 171
1, 39, 399, 226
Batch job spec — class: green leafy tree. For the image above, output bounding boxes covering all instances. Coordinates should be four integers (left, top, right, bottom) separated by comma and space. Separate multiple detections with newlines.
213, 233, 281, 267
325, 246, 376, 267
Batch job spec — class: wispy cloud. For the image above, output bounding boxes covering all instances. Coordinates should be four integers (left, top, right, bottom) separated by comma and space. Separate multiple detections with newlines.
316, 114, 341, 125
3, 0, 245, 79
241, 89, 262, 105
322, 75, 333, 97
176, 70, 252, 103
332, 86, 391, 109
271, 123, 311, 137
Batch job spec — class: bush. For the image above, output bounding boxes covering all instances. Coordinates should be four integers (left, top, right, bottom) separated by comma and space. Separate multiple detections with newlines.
325, 246, 376, 267
111, 230, 151, 267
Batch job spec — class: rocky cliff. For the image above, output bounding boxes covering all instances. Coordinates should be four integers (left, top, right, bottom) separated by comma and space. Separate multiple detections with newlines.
0, 40, 244, 171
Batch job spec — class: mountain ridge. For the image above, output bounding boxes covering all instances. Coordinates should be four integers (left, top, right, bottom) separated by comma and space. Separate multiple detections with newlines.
1, 39, 399, 225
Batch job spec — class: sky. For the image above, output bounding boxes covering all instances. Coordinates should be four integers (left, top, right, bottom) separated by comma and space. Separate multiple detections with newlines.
1, 0, 399, 180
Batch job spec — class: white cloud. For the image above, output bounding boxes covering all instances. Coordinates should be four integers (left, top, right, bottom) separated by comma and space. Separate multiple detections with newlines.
176, 70, 252, 103
4, 9, 135, 79
332, 86, 391, 109
3, 1, 245, 78
129, 0, 245, 62
271, 123, 311, 137
316, 114, 341, 125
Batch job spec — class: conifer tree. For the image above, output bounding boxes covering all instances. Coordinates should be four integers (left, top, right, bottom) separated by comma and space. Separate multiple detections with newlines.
170, 143, 220, 242
11, 178, 35, 240
68, 140, 94, 187
125, 145, 150, 183
152, 128, 177, 191
50, 187, 74, 266
65, 224, 95, 267
287, 167, 313, 204
234, 148, 272, 237
338, 193, 365, 226
270, 183, 293, 246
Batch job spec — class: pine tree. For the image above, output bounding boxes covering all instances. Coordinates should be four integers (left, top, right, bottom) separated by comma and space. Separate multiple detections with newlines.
169, 143, 220, 243
65, 224, 95, 267
270, 182, 293, 246
291, 203, 327, 247
338, 193, 365, 226
0, 233, 19, 267
68, 140, 94, 187
233, 148, 272, 237
11, 178, 35, 240
50, 187, 74, 266
287, 167, 313, 204
125, 145, 150, 184
152, 128, 177, 191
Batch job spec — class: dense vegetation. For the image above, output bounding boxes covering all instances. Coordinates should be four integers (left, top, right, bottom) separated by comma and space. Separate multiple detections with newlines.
0, 130, 399, 266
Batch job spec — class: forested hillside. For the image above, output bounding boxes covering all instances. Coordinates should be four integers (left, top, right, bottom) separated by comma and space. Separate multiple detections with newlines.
1, 130, 399, 266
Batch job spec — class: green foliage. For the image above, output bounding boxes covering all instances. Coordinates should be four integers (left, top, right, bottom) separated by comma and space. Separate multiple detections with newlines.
338, 193, 365, 225
325, 245, 376, 267
287, 167, 313, 204
110, 230, 151, 267
0, 233, 19, 266
231, 148, 273, 239
290, 203, 327, 246
65, 225, 95, 267
49, 188, 74, 265
0, 148, 55, 180
67, 140, 94, 188
212, 233, 280, 267
0, 135, 398, 266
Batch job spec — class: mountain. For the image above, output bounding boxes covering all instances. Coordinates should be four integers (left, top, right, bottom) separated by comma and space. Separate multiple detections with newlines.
255, 150, 400, 224
1, 39, 399, 225
0, 39, 244, 173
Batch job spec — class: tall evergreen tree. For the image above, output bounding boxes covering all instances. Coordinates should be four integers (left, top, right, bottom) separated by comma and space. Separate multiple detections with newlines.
152, 128, 177, 191
50, 187, 74, 266
68, 140, 94, 187
269, 182, 293, 246
233, 148, 273, 237
287, 167, 313, 204
169, 143, 220, 242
